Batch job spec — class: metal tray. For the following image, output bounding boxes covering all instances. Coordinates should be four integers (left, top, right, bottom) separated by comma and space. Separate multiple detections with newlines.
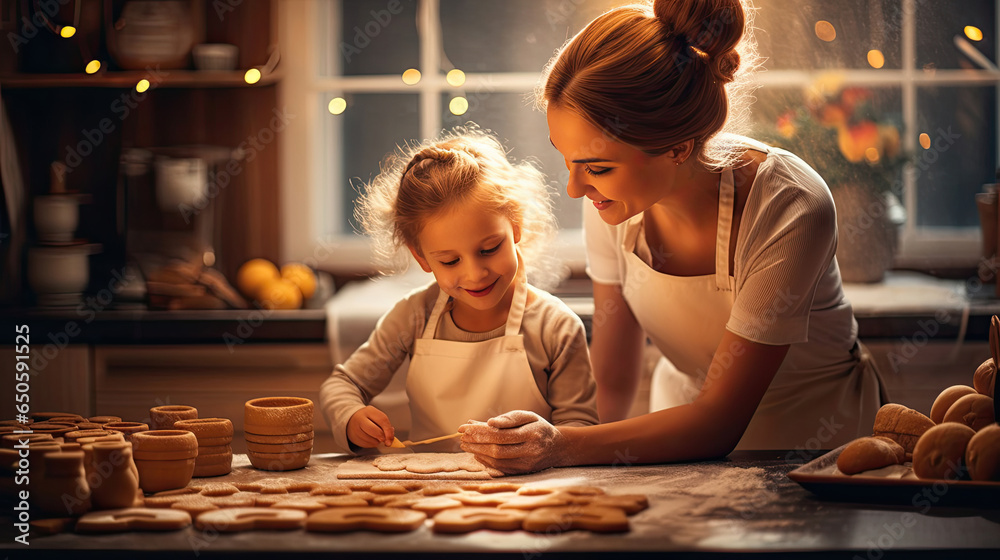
787, 443, 1000, 508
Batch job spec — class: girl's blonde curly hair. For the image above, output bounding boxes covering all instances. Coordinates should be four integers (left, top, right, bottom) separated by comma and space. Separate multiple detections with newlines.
356, 126, 564, 290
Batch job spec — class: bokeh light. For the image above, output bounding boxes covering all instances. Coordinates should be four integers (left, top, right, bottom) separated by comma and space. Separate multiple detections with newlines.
244, 68, 262, 84
449, 96, 469, 116
815, 21, 836, 42
135, 79, 150, 93
965, 26, 984, 42
401, 69, 421, 85
328, 97, 347, 115
446, 69, 466, 87
867, 49, 885, 69
919, 133, 931, 149
85, 60, 101, 74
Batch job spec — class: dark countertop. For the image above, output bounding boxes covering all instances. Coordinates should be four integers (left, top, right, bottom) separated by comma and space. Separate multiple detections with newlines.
3, 451, 998, 559
2, 271, 999, 344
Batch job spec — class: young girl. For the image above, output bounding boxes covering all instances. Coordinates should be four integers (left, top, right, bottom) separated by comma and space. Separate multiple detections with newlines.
320, 128, 598, 453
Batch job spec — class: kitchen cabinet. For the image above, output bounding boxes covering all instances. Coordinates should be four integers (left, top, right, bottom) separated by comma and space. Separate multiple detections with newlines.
0, 0, 281, 307
93, 343, 334, 454
0, 344, 92, 414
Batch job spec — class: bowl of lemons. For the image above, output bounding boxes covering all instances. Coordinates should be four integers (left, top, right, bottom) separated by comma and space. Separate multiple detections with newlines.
236, 258, 318, 310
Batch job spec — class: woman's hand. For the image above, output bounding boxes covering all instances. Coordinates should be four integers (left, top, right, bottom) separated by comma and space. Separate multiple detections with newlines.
459, 410, 565, 475
347, 406, 394, 448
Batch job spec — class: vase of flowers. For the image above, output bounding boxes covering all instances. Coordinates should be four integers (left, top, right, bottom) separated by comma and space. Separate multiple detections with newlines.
756, 75, 908, 283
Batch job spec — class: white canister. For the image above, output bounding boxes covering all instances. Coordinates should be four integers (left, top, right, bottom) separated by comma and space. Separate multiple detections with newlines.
33, 195, 80, 243
27, 244, 99, 307
154, 156, 208, 211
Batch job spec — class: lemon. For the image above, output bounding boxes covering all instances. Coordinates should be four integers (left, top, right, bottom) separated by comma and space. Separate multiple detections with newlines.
257, 278, 303, 310
236, 258, 280, 300
281, 263, 317, 300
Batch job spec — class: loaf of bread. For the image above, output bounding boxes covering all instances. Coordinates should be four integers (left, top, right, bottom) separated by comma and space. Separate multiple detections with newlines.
912, 422, 976, 480
872, 403, 935, 456
974, 358, 996, 397
930, 385, 977, 424
942, 394, 995, 431
966, 423, 1000, 481
836, 436, 905, 475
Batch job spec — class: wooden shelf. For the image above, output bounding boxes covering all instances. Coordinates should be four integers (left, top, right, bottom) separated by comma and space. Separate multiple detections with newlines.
0, 70, 281, 89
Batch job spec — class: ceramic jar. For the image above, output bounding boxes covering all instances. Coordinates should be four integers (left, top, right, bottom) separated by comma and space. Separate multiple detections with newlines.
87, 441, 141, 509
36, 451, 91, 516
149, 405, 198, 430
173, 418, 233, 477
244, 397, 314, 471
131, 430, 198, 493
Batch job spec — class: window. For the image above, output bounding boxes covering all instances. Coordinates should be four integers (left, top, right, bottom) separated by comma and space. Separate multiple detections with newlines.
280, 0, 997, 273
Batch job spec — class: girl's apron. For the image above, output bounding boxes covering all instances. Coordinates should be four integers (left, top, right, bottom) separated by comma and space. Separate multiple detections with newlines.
406, 270, 551, 452
620, 168, 882, 449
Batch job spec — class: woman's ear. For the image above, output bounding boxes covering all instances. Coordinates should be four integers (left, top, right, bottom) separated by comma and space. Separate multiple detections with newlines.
512, 223, 522, 244
408, 245, 433, 273
667, 139, 697, 165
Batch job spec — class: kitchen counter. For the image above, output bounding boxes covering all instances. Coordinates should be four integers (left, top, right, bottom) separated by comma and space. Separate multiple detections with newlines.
2, 271, 999, 345
4, 451, 998, 559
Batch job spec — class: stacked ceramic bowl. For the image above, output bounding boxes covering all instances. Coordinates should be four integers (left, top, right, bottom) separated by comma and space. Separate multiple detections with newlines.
173, 417, 234, 477
130, 430, 198, 493
244, 397, 313, 471
148, 405, 198, 430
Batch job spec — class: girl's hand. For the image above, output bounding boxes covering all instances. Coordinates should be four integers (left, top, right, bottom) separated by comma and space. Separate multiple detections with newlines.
458, 410, 564, 474
347, 406, 394, 448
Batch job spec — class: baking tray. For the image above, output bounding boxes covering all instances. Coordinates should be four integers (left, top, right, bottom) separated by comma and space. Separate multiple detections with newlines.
787, 443, 1000, 508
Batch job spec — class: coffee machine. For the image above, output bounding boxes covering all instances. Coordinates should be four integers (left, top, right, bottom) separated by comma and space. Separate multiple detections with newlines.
118, 144, 245, 308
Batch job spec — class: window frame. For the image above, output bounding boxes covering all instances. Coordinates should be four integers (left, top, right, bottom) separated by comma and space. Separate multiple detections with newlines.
279, 0, 995, 274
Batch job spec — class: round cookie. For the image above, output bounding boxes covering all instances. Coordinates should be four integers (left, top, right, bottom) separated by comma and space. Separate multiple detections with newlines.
974, 358, 996, 396
873, 403, 935, 456
432, 507, 527, 533
522, 505, 629, 533
930, 385, 977, 424
305, 507, 426, 533
912, 422, 976, 480
965, 423, 1000, 481
942, 394, 995, 431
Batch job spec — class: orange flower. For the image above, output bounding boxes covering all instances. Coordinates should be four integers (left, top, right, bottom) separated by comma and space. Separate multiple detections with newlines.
817, 103, 849, 128
837, 121, 880, 163
839, 87, 871, 111
776, 111, 797, 138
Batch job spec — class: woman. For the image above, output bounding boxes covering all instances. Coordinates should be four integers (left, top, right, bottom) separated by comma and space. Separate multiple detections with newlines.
459, 0, 884, 474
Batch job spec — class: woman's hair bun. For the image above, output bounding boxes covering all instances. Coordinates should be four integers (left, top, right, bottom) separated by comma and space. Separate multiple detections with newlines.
653, 0, 744, 82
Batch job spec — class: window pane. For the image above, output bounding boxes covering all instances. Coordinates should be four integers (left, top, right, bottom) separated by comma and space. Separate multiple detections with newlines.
750, 85, 904, 197
916, 0, 994, 71
440, 0, 621, 73
915, 86, 996, 227
441, 92, 579, 229
755, 0, 903, 70
325, 0, 420, 76
333, 94, 420, 235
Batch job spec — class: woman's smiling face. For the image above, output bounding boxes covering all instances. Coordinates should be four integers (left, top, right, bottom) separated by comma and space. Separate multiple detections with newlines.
546, 104, 679, 225
409, 198, 521, 320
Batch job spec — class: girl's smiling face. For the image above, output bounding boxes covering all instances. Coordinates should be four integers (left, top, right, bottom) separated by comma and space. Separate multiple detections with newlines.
409, 199, 521, 328
546, 104, 679, 225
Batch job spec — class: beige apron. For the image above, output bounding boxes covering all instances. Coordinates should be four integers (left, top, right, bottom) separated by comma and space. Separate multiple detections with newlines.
621, 168, 882, 450
406, 270, 551, 452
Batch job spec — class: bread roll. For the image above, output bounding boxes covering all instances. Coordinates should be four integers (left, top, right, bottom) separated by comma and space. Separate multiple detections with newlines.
974, 358, 996, 396
942, 393, 995, 431
872, 403, 935, 455
836, 436, 905, 475
930, 385, 977, 424
966, 423, 1000, 481
912, 422, 976, 480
